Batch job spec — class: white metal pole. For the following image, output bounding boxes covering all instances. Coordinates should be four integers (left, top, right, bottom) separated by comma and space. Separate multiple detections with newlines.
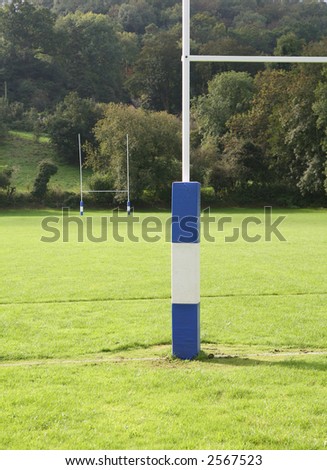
127, 134, 131, 215
78, 133, 84, 215
189, 55, 327, 64
127, 134, 130, 202
182, 0, 190, 182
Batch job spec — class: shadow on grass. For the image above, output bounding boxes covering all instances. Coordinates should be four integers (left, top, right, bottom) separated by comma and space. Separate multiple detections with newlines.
197, 352, 327, 372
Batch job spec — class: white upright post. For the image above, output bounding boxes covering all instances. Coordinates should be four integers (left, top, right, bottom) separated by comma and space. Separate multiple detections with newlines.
127, 134, 131, 216
78, 133, 84, 216
182, 0, 190, 183
171, 1, 201, 360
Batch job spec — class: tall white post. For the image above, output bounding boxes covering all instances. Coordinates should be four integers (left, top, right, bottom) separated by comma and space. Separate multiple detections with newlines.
127, 134, 131, 215
78, 133, 84, 216
182, 0, 190, 183
127, 134, 130, 202
171, 1, 201, 360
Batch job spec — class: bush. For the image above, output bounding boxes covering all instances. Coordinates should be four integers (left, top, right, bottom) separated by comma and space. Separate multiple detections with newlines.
201, 186, 216, 205
47, 93, 103, 164
89, 172, 115, 205
32, 160, 58, 200
0, 191, 32, 208
0, 167, 13, 190
0, 99, 9, 140
0, 167, 15, 201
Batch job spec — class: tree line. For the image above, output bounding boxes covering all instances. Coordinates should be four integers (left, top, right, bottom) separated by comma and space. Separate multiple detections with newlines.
1, 0, 327, 206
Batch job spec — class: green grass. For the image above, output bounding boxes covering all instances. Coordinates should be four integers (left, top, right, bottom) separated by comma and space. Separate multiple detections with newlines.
9, 130, 50, 144
0, 355, 325, 450
0, 133, 90, 192
0, 209, 326, 449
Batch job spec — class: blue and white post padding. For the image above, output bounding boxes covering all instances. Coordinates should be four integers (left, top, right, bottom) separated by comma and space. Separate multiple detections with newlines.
172, 182, 200, 360
80, 200, 84, 216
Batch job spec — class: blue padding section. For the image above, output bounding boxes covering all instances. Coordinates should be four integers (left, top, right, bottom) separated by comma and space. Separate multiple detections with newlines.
172, 182, 200, 243
172, 303, 200, 359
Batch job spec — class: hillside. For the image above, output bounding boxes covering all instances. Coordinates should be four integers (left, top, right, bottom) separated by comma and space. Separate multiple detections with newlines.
0, 133, 85, 192
1, 0, 327, 206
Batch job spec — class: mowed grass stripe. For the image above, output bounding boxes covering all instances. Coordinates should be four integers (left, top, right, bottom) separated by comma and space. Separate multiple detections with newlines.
1, 294, 326, 362
1, 290, 327, 306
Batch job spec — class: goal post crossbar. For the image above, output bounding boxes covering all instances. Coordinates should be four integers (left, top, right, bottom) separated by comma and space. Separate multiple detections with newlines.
82, 190, 128, 193
189, 55, 327, 64
78, 133, 131, 215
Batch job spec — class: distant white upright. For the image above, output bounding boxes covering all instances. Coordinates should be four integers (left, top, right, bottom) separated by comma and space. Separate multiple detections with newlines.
78, 133, 84, 216
126, 134, 131, 216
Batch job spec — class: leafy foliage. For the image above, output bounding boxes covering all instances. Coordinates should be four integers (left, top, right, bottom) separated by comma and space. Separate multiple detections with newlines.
47, 92, 103, 164
32, 159, 58, 199
86, 103, 181, 202
2, 0, 327, 205
0, 166, 14, 192
127, 25, 182, 113
0, 99, 9, 140
193, 71, 255, 141
55, 11, 123, 102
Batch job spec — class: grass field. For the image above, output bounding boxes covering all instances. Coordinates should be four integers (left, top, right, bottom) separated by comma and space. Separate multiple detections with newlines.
0, 208, 326, 449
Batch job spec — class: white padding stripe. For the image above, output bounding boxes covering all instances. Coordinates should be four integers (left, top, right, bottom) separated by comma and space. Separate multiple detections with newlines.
172, 243, 200, 304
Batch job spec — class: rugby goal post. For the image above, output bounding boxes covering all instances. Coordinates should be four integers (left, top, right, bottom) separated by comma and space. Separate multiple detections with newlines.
172, 0, 327, 360
78, 134, 131, 216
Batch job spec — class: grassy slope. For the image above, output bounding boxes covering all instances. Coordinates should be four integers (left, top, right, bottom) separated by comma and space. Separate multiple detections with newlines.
0, 133, 86, 192
0, 209, 326, 449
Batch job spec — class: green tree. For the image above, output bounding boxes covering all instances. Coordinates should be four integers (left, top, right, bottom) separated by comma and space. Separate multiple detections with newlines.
50, 0, 122, 15
275, 2, 327, 43
0, 98, 9, 141
0, 0, 56, 55
118, 1, 156, 34
118, 31, 140, 83
47, 92, 103, 163
191, 12, 221, 45
86, 103, 181, 202
274, 32, 304, 56
0, 167, 14, 194
127, 26, 182, 113
223, 69, 294, 191
0, 0, 61, 108
55, 11, 123, 102
32, 160, 58, 199
193, 37, 261, 96
223, 67, 327, 200
193, 71, 255, 142
313, 68, 327, 160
